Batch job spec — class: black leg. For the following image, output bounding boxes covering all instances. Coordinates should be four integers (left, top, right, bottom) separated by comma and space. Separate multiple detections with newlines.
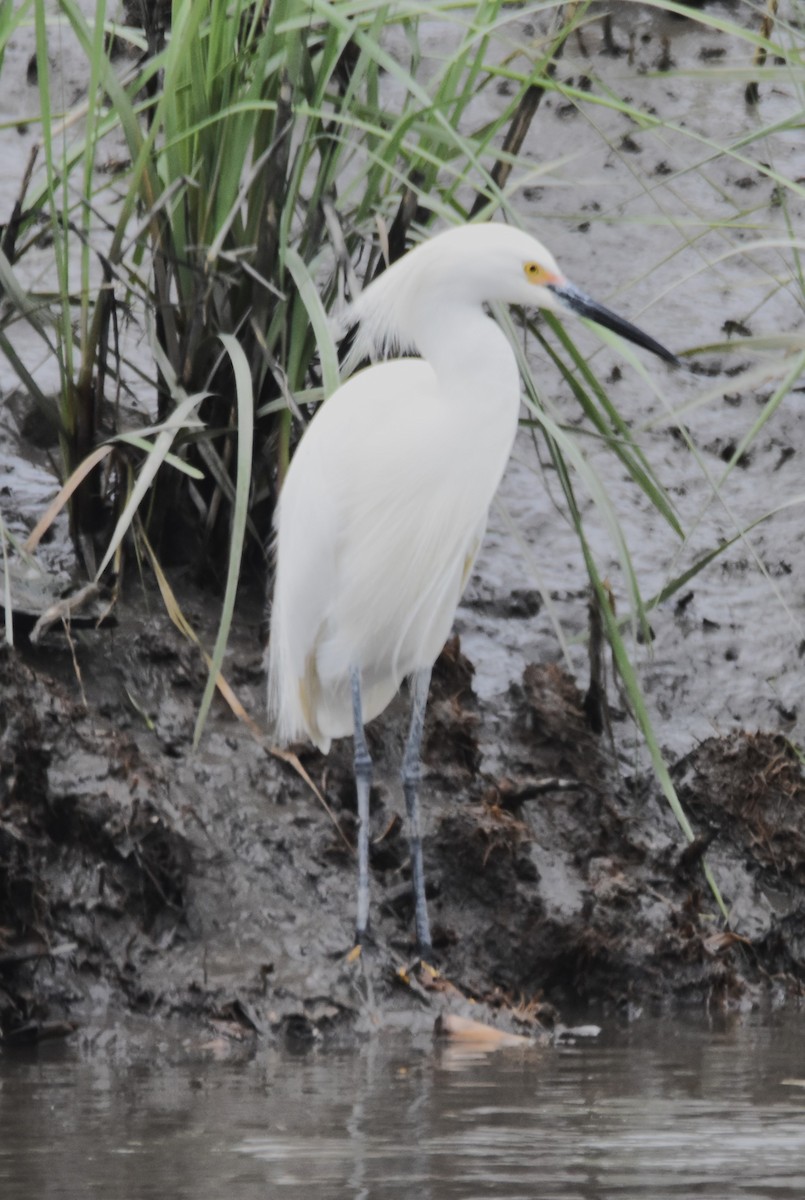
401, 667, 433, 958
351, 668, 372, 944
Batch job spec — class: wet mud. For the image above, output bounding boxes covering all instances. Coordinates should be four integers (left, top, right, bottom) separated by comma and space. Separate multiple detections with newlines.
3, 4, 805, 1046
1, 587, 803, 1048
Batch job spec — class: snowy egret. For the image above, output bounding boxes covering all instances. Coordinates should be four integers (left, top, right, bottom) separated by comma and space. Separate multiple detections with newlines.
267, 221, 677, 957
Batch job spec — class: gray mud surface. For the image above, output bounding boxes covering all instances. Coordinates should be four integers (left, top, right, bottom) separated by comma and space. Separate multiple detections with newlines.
2, 590, 804, 1047
3, 4, 805, 1047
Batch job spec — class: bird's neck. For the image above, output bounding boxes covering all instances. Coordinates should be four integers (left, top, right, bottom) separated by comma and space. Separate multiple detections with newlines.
412, 304, 521, 425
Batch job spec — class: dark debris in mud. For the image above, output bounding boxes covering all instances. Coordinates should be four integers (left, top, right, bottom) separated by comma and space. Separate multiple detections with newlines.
1, 589, 804, 1048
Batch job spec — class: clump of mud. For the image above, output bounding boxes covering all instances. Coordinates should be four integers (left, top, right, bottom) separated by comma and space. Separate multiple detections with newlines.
0, 596, 803, 1047
430, 668, 805, 1012
675, 731, 805, 982
0, 647, 189, 1042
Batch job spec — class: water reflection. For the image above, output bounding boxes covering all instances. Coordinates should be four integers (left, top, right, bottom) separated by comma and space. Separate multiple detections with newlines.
1, 1013, 805, 1199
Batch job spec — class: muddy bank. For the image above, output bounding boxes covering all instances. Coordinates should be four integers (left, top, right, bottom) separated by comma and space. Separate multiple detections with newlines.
3, 2, 805, 1046
1, 586, 803, 1047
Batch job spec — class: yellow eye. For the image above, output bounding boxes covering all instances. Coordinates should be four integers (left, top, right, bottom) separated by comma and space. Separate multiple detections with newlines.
524, 261, 547, 284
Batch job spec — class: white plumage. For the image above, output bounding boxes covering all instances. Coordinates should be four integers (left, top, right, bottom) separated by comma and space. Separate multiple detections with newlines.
267, 223, 559, 749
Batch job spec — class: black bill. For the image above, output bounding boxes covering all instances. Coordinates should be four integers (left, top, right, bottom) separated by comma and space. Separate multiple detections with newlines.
548, 281, 680, 368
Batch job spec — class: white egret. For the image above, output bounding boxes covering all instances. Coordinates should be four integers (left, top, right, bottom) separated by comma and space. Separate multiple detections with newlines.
267, 221, 677, 957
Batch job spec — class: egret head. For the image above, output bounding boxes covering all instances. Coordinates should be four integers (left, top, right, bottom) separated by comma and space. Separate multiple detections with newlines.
450, 223, 680, 367
533, 271, 680, 369
339, 221, 679, 371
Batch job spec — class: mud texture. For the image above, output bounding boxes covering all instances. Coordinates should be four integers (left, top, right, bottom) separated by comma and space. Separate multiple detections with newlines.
1, 587, 803, 1048
3, 3, 805, 1046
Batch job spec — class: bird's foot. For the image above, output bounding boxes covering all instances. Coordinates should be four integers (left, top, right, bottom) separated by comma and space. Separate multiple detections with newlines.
405, 944, 438, 976
347, 924, 379, 963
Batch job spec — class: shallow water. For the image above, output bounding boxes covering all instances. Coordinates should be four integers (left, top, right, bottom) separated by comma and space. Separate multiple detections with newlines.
2, 1012, 805, 1199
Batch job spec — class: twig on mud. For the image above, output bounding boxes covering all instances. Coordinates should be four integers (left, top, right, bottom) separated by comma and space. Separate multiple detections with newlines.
373, 812, 401, 845
0, 143, 38, 260
268, 744, 354, 856
29, 582, 102, 643
469, 3, 580, 219
61, 617, 88, 708
24, 446, 114, 553
495, 775, 582, 812
675, 827, 719, 877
